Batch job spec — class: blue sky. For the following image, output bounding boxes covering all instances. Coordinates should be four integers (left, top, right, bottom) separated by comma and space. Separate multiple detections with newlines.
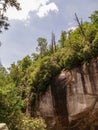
0, 0, 98, 68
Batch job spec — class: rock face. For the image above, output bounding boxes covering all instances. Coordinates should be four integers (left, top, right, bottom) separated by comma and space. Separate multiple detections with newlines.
0, 123, 8, 130
35, 58, 98, 130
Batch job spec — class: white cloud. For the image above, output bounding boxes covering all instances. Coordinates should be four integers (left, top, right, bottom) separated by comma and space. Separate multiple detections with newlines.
37, 2, 59, 17
67, 26, 77, 31
67, 22, 77, 31
5, 0, 58, 20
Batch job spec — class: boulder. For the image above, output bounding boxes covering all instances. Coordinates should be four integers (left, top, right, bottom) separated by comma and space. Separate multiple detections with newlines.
0, 123, 8, 130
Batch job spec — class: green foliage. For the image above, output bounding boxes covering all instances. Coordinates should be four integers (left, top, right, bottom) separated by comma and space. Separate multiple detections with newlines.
92, 32, 98, 56
57, 12, 98, 68
0, 65, 46, 130
0, 67, 23, 130
0, 79, 23, 129
32, 56, 60, 93
36, 37, 48, 57
58, 31, 67, 48
89, 10, 98, 28
32, 53, 40, 60
9, 56, 32, 86
21, 117, 46, 130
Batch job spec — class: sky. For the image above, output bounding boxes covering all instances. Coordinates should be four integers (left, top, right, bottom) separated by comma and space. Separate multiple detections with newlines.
0, 0, 98, 68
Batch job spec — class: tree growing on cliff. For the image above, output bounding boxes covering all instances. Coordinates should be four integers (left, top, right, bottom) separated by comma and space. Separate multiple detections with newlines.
90, 10, 98, 28
36, 37, 48, 57
58, 31, 67, 48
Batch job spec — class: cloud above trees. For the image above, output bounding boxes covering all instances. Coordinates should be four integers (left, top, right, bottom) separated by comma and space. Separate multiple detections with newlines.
1, 0, 98, 68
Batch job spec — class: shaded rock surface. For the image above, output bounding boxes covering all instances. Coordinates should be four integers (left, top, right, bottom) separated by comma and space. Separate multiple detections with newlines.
35, 58, 98, 130
0, 123, 8, 130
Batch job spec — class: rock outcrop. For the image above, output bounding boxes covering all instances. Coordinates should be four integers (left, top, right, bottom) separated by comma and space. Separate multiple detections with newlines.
35, 58, 98, 130
0, 123, 8, 130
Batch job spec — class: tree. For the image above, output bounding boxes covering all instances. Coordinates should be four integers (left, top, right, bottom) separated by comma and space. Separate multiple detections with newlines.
89, 10, 98, 28
58, 31, 67, 48
0, 66, 23, 130
9, 56, 33, 116
0, 0, 21, 32
36, 37, 48, 57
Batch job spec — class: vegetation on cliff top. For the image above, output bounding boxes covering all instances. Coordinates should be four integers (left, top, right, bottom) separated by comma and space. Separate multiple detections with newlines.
1, 10, 98, 129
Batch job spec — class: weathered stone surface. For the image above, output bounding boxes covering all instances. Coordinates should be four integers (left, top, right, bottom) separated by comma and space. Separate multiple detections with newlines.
36, 87, 56, 129
35, 58, 98, 130
66, 59, 98, 120
0, 123, 8, 130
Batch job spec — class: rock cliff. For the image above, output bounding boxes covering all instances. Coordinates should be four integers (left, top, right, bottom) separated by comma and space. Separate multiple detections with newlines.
35, 58, 98, 130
